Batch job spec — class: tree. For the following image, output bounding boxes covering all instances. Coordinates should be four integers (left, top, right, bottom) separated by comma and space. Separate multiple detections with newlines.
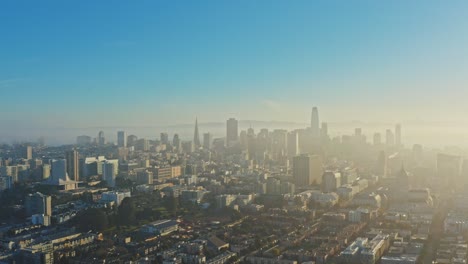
76, 208, 109, 232
35, 184, 58, 196
95, 180, 108, 188
81, 191, 94, 203
271, 248, 281, 256
118, 197, 136, 226
163, 196, 179, 217
116, 176, 134, 189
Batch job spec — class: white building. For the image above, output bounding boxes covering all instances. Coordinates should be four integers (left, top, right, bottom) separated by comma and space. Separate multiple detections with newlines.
141, 220, 178, 236
46, 159, 77, 190
340, 234, 390, 264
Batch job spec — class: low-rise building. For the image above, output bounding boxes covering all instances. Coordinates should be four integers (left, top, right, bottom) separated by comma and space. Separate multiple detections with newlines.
141, 220, 178, 236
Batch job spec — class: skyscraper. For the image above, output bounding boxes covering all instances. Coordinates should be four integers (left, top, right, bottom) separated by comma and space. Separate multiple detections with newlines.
355, 128, 362, 137
117, 131, 127, 148
203, 133, 212, 149
322, 171, 341, 192
127, 135, 138, 147
226, 118, 238, 147
321, 122, 328, 139
311, 107, 320, 138
173, 134, 181, 151
50, 159, 69, 183
24, 145, 33, 160
373, 133, 382, 146
98, 131, 105, 146
293, 154, 323, 186
65, 150, 79, 181
395, 124, 402, 147
271, 129, 288, 159
103, 161, 116, 188
25, 192, 52, 217
386, 129, 395, 146
194, 118, 201, 148
160, 133, 169, 145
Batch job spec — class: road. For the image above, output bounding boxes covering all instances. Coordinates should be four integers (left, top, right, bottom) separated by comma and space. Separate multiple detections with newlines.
419, 197, 451, 264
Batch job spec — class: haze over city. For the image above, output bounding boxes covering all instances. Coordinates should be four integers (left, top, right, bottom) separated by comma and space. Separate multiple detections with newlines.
3, 1, 468, 264
2, 1, 468, 147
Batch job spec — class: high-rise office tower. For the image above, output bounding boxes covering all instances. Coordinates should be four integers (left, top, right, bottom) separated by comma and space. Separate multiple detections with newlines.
25, 192, 52, 216
194, 118, 201, 148
311, 107, 320, 138
173, 134, 181, 151
65, 150, 79, 181
117, 131, 127, 148
50, 159, 69, 183
98, 131, 105, 146
247, 133, 256, 160
355, 128, 362, 137
182, 141, 195, 153
386, 129, 395, 146
271, 129, 288, 159
160, 133, 169, 145
293, 154, 323, 186
226, 118, 238, 147
395, 124, 402, 147
127, 135, 138, 147
373, 133, 382, 146
136, 138, 149, 152
322, 171, 341, 192
24, 145, 33, 160
103, 161, 116, 188
203, 133, 212, 149
321, 122, 328, 139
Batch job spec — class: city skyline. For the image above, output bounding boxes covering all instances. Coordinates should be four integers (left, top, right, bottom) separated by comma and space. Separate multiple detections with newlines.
2, 2, 468, 263
3, 111, 468, 148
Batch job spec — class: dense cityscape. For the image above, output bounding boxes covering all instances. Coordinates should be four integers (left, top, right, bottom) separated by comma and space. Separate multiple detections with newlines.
3, 1, 468, 264
0, 107, 466, 264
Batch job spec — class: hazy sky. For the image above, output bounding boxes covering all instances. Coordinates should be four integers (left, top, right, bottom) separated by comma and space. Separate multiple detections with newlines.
2, 0, 468, 129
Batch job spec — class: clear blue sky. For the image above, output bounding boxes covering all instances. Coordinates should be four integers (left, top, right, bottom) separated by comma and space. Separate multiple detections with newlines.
2, 0, 468, 130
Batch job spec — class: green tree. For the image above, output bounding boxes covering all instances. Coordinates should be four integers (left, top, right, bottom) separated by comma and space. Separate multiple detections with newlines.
76, 208, 109, 232
163, 196, 179, 217
271, 248, 281, 256
118, 197, 136, 226
115, 176, 134, 189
